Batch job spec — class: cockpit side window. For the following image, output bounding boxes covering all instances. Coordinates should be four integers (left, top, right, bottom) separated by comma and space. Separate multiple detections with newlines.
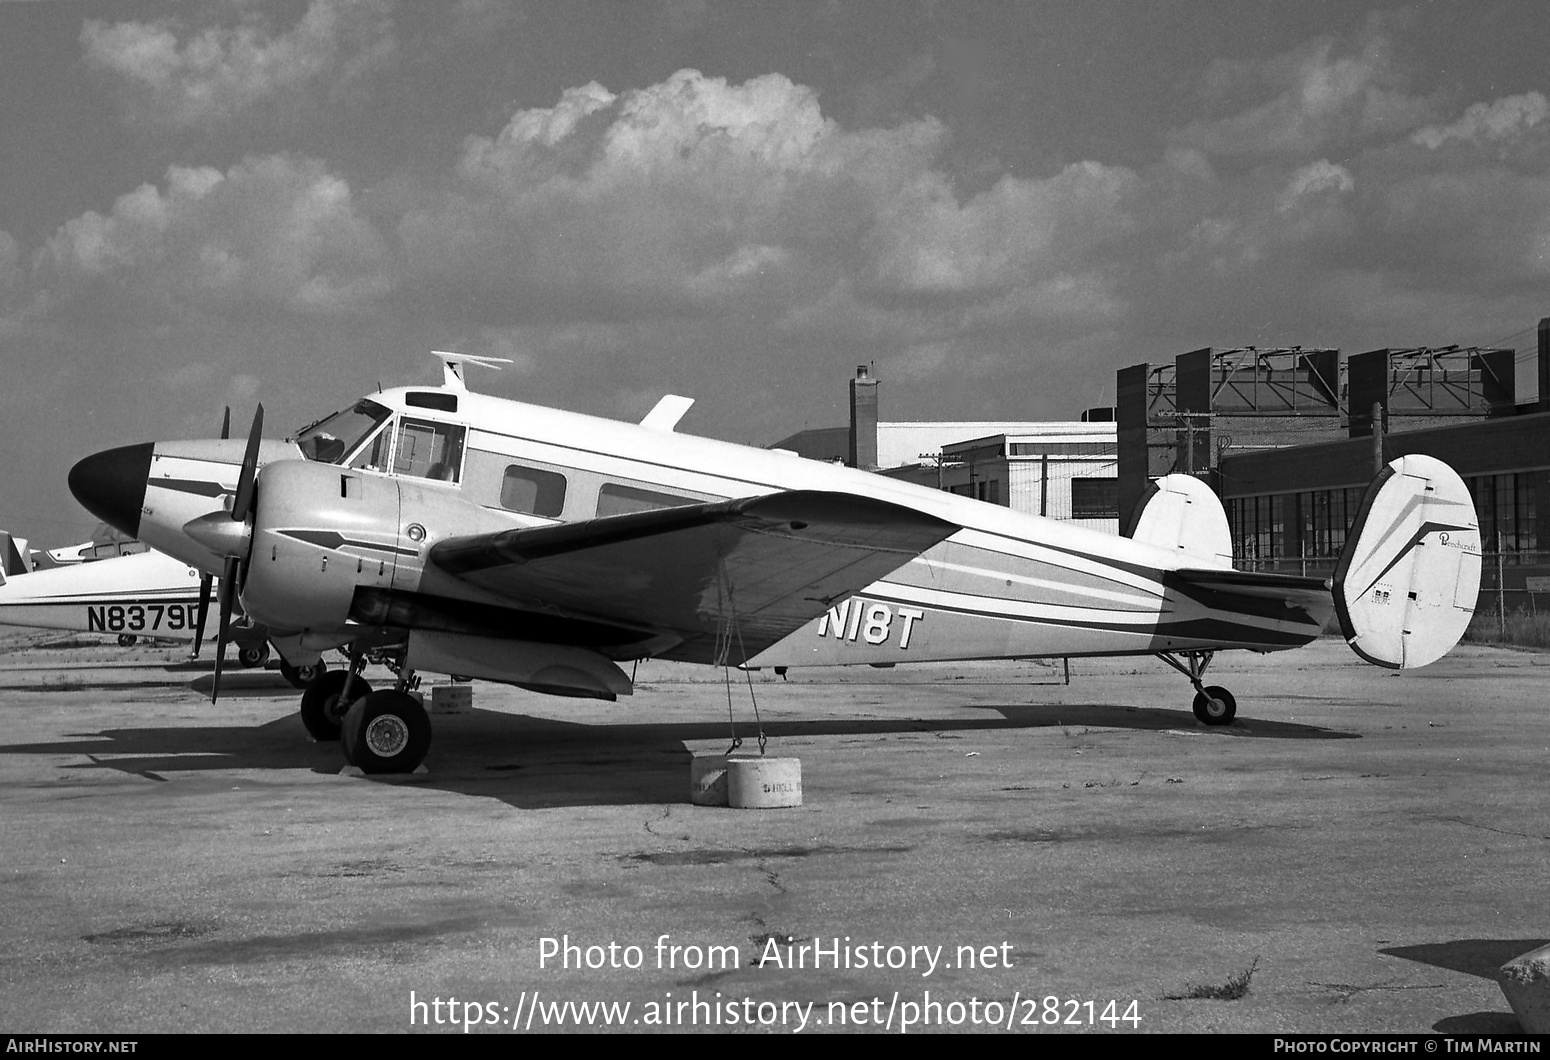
392, 418, 466, 482
295, 400, 393, 464
346, 424, 392, 473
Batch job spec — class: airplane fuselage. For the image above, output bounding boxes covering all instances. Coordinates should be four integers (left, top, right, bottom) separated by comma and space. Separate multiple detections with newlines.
0, 550, 206, 639
87, 383, 1332, 670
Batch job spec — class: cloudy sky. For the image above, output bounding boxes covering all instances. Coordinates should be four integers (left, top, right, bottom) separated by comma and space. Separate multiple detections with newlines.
3, 0, 1548, 542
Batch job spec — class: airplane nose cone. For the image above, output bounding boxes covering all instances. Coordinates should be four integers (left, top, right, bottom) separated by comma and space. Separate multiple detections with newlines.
68, 443, 153, 539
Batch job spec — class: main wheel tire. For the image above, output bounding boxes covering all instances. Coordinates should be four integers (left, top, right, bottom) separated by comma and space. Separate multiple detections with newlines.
342, 690, 431, 775
237, 642, 271, 668
279, 658, 328, 690
1192, 685, 1237, 726
299, 670, 372, 742
117, 634, 137, 647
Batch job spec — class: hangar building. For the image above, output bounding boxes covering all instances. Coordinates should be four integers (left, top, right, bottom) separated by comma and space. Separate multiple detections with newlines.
770, 367, 1120, 534
1115, 317, 1550, 607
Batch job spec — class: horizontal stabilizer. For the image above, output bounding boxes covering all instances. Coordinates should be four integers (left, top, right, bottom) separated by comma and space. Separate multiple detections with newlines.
1171, 567, 1331, 601
1333, 455, 1481, 669
1127, 474, 1233, 569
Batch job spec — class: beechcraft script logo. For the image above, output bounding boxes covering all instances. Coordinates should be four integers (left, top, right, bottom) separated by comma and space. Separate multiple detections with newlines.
815, 597, 924, 649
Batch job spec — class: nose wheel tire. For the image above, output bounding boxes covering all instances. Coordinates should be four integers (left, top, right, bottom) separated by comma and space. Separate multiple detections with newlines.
342, 690, 431, 774
237, 643, 271, 668
1192, 685, 1237, 726
279, 658, 328, 690
299, 670, 373, 742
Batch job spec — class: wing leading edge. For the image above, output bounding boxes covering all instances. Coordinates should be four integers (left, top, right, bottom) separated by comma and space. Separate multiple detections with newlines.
430, 491, 960, 664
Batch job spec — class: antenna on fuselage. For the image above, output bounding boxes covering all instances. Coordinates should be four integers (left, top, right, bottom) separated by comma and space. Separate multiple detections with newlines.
432, 351, 514, 391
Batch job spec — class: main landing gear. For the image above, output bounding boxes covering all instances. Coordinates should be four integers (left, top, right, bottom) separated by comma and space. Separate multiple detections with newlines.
299, 657, 372, 742
296, 649, 431, 774
1156, 650, 1237, 726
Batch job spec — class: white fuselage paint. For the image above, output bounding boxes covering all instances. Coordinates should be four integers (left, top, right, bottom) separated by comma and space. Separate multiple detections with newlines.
0, 550, 207, 640
131, 385, 1329, 668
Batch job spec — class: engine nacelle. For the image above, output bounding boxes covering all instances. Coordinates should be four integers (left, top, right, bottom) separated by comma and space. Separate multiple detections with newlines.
241, 462, 537, 638
406, 631, 633, 700
242, 461, 404, 633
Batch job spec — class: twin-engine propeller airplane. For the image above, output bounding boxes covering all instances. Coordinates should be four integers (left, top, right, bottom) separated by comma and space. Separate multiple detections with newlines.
68, 353, 1482, 775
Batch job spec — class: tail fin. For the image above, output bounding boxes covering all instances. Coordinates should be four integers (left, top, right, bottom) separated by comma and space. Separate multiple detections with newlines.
0, 531, 30, 579
1334, 455, 1481, 669
1127, 474, 1234, 569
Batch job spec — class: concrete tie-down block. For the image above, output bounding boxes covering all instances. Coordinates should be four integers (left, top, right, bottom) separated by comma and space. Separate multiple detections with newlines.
1497, 942, 1550, 1033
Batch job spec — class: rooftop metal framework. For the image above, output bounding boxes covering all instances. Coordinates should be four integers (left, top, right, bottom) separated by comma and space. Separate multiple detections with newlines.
1208, 347, 1341, 415
1377, 346, 1514, 415
1144, 345, 1516, 424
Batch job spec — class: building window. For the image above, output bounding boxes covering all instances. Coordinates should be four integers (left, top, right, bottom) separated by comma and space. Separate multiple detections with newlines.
1071, 478, 1120, 519
500, 465, 567, 518
1472, 473, 1538, 563
1299, 487, 1361, 560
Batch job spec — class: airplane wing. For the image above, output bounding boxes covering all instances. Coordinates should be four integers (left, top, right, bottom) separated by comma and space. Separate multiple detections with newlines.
429, 491, 959, 664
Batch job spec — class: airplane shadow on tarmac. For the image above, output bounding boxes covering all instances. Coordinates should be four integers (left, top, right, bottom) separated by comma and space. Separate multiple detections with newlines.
1382, 939, 1548, 1034
0, 667, 295, 695
1, 698, 1356, 810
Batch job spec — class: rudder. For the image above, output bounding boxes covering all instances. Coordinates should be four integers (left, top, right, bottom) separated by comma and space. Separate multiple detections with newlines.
1333, 455, 1481, 669
1126, 474, 1234, 570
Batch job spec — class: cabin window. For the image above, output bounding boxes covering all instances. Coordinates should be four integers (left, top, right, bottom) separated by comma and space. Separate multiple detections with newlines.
501, 465, 567, 517
392, 418, 466, 482
596, 483, 700, 517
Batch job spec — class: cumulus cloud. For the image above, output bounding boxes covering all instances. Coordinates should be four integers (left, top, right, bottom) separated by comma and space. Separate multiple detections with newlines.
399, 68, 1133, 348
1278, 160, 1354, 210
26, 53, 1549, 423
0, 229, 20, 298
864, 162, 1138, 295
36, 155, 391, 315
1411, 92, 1549, 150
81, 0, 396, 129
1175, 30, 1431, 157
1128, 15, 1550, 345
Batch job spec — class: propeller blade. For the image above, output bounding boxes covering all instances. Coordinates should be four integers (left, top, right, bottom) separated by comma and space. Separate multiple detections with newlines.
220, 406, 231, 441
191, 573, 212, 657
231, 404, 264, 522
210, 555, 239, 703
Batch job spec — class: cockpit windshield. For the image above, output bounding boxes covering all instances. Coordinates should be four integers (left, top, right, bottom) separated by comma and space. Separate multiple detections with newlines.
294, 399, 392, 465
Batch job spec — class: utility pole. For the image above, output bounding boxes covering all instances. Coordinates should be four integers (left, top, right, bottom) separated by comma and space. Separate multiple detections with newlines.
1372, 401, 1384, 474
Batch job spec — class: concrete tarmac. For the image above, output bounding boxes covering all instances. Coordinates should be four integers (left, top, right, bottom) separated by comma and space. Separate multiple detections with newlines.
0, 629, 1545, 1034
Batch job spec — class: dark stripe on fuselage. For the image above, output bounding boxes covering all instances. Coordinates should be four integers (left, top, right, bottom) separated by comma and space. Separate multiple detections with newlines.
856, 589, 1321, 647
279, 529, 419, 558
152, 479, 232, 498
